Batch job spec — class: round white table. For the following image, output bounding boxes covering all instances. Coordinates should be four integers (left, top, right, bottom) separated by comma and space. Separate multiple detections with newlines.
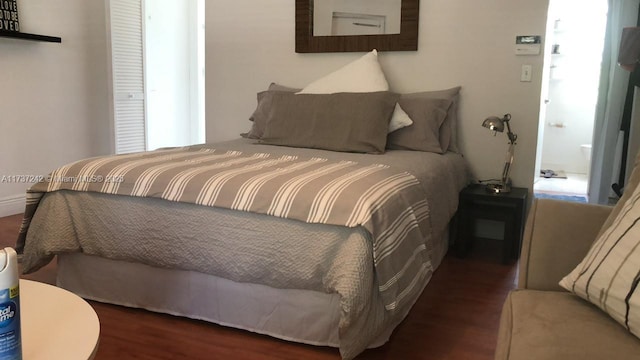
20, 279, 100, 360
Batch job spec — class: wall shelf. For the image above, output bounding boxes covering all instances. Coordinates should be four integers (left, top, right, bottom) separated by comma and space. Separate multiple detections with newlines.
0, 30, 61, 43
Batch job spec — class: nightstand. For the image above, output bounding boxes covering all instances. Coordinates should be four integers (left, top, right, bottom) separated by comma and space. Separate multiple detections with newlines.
455, 183, 528, 264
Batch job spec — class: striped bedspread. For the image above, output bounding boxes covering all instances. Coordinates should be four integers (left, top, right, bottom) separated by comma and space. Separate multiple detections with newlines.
17, 144, 434, 312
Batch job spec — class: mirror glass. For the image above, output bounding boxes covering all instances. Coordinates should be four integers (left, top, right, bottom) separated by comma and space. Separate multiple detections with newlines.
313, 0, 402, 36
295, 0, 419, 53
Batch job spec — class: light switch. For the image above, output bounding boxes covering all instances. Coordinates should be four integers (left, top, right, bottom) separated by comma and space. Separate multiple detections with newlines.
521, 65, 532, 82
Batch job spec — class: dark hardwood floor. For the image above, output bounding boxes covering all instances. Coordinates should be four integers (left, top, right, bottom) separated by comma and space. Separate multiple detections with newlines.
0, 214, 516, 360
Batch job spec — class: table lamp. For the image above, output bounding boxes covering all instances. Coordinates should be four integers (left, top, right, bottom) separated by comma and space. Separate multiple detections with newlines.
482, 113, 517, 194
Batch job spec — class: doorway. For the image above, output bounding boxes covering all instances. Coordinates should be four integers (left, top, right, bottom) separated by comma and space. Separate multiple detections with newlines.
107, 0, 205, 154
534, 0, 608, 200
145, 0, 205, 151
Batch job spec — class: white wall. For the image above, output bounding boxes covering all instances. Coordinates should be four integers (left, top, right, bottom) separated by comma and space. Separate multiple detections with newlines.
206, 0, 549, 192
0, 0, 110, 216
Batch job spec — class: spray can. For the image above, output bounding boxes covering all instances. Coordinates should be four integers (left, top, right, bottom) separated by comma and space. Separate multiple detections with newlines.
0, 247, 21, 360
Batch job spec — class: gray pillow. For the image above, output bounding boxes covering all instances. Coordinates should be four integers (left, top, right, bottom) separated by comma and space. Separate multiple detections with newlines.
242, 83, 301, 139
387, 98, 452, 153
400, 86, 462, 153
267, 82, 301, 92
259, 92, 398, 154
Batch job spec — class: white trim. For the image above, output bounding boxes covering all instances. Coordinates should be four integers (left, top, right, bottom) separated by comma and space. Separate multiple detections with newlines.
141, 0, 149, 152
105, 0, 116, 155
190, 0, 206, 145
0, 194, 25, 217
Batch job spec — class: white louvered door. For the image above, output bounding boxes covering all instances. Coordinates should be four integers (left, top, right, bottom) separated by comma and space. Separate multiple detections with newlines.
107, 0, 146, 154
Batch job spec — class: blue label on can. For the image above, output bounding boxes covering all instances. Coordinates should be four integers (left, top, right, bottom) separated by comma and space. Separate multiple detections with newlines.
0, 288, 21, 360
0, 301, 16, 327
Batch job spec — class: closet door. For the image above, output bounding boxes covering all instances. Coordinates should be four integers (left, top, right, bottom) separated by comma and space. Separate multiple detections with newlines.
106, 0, 146, 154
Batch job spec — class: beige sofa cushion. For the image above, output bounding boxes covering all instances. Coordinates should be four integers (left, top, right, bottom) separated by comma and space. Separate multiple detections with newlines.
495, 290, 640, 360
518, 199, 611, 291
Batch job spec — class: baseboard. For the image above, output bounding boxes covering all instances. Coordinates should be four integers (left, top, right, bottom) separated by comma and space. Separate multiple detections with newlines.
0, 194, 26, 217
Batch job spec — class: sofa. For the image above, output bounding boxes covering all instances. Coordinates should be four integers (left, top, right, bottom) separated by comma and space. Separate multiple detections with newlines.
494, 163, 640, 359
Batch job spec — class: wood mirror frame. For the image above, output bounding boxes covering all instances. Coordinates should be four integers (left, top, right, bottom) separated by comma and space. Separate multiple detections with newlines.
295, 0, 419, 53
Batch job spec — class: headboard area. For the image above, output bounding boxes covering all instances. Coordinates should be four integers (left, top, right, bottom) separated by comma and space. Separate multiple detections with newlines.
205, 0, 549, 191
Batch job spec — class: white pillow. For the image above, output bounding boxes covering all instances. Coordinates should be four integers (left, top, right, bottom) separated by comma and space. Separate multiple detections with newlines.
298, 50, 389, 94
560, 184, 640, 340
389, 104, 413, 133
297, 49, 411, 133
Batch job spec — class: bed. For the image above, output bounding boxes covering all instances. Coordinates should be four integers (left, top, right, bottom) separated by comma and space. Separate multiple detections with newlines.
16, 82, 469, 359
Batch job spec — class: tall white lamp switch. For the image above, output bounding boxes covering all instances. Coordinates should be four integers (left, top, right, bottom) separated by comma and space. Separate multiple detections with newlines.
521, 65, 532, 82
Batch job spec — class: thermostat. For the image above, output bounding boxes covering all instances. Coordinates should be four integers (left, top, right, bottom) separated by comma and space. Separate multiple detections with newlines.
515, 35, 542, 55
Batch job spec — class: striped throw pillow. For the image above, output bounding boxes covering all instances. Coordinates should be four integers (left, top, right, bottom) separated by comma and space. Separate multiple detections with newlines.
560, 185, 640, 339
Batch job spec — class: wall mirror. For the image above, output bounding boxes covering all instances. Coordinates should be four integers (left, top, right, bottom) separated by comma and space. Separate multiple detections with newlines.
295, 0, 419, 53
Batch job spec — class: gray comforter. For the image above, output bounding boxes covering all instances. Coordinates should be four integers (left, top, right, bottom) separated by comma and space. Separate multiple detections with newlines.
18, 139, 469, 359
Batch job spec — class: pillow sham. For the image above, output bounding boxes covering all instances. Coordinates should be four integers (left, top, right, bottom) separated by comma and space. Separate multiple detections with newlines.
266, 82, 299, 92
243, 83, 301, 139
386, 98, 452, 153
559, 182, 640, 340
294, 50, 413, 134
401, 86, 462, 153
242, 91, 271, 139
297, 49, 389, 94
244, 82, 412, 136
259, 91, 398, 154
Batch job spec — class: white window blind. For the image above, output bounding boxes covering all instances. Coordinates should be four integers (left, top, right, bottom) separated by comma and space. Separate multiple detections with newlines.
109, 0, 146, 154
